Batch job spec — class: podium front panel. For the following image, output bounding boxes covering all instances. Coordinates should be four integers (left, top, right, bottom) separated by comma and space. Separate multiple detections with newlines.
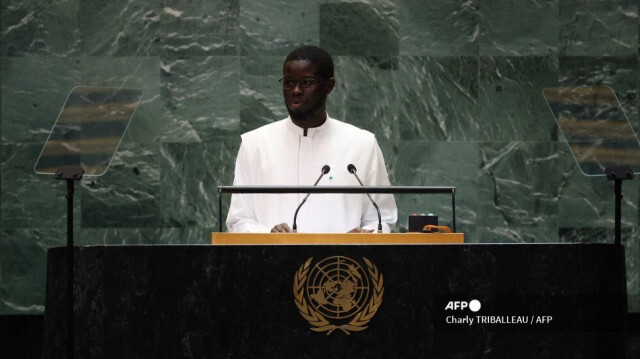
43, 243, 626, 358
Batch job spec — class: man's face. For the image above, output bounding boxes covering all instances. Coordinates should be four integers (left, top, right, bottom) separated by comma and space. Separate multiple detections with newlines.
282, 60, 333, 122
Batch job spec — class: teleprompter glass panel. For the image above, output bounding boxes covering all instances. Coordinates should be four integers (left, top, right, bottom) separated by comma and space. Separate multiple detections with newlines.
543, 85, 640, 177
34, 86, 142, 176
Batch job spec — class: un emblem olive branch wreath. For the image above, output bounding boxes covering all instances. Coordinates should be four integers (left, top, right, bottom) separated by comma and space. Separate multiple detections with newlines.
293, 257, 384, 335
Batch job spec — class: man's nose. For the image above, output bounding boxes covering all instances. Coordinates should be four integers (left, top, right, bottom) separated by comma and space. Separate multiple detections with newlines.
292, 81, 304, 94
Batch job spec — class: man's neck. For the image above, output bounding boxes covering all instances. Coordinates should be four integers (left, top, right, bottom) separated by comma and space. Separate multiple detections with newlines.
292, 112, 327, 137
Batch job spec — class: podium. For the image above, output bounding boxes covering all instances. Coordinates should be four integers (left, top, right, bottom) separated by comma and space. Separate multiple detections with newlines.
43, 234, 626, 358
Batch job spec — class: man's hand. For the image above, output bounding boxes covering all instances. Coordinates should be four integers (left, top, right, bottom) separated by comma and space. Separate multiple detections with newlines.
347, 227, 374, 233
271, 223, 293, 233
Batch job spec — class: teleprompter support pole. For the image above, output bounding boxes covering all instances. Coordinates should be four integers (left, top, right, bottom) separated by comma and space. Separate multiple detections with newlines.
55, 166, 84, 359
605, 167, 634, 246
604, 166, 633, 355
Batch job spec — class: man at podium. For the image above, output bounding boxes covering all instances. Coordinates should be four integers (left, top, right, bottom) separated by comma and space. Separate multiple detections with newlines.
226, 46, 397, 233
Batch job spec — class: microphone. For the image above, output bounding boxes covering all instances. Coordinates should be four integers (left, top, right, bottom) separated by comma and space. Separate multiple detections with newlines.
348, 164, 383, 233
292, 165, 330, 233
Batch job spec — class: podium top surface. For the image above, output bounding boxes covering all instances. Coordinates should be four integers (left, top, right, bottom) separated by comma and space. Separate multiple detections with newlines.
211, 232, 464, 245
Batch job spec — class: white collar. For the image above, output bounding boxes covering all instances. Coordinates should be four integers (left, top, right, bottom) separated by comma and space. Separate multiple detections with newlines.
285, 114, 333, 137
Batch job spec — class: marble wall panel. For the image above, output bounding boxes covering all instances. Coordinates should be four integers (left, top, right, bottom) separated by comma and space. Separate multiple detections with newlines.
476, 56, 559, 141
475, 141, 566, 235
560, 0, 638, 56
397, 56, 479, 141
78, 0, 239, 56
392, 140, 482, 234
240, 0, 320, 56
80, 143, 161, 228
471, 224, 564, 243
559, 227, 633, 244
320, 1, 399, 56
478, 0, 558, 56
398, 0, 478, 56
0, 229, 65, 314
0, 57, 79, 144
0, 0, 81, 57
239, 56, 287, 132
328, 56, 400, 141
160, 56, 241, 141
77, 227, 211, 245
158, 141, 238, 231
1, 144, 77, 230
558, 167, 638, 228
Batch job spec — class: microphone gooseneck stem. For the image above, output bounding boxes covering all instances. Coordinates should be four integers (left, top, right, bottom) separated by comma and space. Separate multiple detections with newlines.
369, 198, 383, 233
349, 166, 383, 233
292, 166, 330, 232
292, 196, 309, 232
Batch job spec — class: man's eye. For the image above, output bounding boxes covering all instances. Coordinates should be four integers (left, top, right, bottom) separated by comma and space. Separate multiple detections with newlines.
302, 79, 316, 87
283, 79, 296, 87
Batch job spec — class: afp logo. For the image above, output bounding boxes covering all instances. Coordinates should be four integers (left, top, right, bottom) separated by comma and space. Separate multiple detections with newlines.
445, 299, 481, 312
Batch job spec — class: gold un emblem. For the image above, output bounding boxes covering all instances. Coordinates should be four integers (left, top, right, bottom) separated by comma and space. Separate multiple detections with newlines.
293, 256, 384, 335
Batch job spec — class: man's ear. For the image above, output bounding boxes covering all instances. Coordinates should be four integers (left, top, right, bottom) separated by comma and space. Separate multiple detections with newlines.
325, 78, 335, 94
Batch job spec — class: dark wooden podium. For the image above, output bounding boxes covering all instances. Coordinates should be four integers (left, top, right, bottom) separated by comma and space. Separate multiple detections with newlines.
42, 234, 627, 358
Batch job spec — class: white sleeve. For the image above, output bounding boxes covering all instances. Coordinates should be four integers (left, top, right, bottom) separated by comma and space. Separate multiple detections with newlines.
360, 138, 398, 233
225, 140, 270, 233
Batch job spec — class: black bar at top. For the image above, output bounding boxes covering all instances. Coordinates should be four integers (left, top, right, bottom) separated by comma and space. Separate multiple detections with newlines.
218, 185, 454, 194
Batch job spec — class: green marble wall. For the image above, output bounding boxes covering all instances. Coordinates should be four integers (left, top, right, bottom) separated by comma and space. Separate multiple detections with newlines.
1, 0, 638, 314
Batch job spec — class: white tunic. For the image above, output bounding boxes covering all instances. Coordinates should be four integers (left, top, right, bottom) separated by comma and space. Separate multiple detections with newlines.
226, 116, 398, 233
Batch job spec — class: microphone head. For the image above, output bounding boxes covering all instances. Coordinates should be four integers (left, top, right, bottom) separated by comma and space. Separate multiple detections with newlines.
347, 164, 357, 174
321, 165, 330, 174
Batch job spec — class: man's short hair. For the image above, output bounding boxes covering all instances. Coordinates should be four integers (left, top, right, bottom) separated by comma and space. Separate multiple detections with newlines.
284, 46, 334, 79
